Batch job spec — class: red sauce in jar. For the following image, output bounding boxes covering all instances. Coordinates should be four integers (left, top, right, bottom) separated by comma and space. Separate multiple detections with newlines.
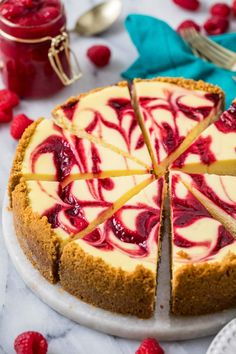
0, 0, 69, 98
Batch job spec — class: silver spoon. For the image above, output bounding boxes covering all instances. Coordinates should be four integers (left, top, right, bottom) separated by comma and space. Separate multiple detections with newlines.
73, 0, 122, 36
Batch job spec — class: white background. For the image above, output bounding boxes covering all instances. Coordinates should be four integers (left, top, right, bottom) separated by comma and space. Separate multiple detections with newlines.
0, 0, 235, 353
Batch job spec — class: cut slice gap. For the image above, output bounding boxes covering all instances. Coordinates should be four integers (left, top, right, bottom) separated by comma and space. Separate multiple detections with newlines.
170, 160, 236, 176
177, 171, 236, 238
21, 169, 150, 187
60, 176, 165, 318
171, 100, 236, 176
132, 77, 224, 173
52, 81, 156, 173
169, 172, 236, 315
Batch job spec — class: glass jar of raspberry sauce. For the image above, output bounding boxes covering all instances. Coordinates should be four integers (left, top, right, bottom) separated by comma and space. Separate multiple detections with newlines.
0, 0, 81, 98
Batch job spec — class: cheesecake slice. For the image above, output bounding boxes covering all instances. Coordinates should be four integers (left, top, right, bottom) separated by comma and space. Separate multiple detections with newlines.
133, 78, 224, 172
171, 100, 236, 175
9, 118, 149, 204
177, 171, 236, 237
170, 172, 236, 315
52, 82, 154, 173
60, 177, 165, 318
11, 175, 151, 283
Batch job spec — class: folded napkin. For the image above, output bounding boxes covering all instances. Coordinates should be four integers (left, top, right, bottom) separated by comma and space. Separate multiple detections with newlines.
122, 14, 236, 107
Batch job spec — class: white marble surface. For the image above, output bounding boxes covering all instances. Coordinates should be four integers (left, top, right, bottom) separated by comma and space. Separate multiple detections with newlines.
0, 0, 235, 353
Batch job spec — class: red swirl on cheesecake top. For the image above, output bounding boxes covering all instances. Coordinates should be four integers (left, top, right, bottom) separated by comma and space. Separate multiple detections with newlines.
57, 86, 153, 169
43, 180, 111, 236
61, 97, 145, 152
29, 122, 135, 181
40, 178, 163, 258
137, 85, 219, 164
171, 175, 235, 263
185, 173, 236, 218
84, 178, 163, 257
172, 102, 236, 169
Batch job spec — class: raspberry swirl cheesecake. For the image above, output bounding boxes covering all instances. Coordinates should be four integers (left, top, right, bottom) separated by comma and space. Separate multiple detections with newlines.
60, 177, 165, 318
133, 77, 224, 172
170, 172, 236, 315
9, 118, 149, 206
10, 77, 236, 319
52, 81, 154, 173
12, 175, 152, 283
172, 100, 236, 175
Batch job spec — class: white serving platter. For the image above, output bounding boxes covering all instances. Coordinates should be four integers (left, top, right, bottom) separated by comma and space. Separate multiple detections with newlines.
2, 192, 236, 341
206, 319, 236, 354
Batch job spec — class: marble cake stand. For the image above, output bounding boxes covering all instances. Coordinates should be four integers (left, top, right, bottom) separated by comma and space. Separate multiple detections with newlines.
2, 193, 236, 341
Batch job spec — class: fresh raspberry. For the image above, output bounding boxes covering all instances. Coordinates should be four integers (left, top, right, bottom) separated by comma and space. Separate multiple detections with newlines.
0, 108, 13, 123
177, 20, 201, 33
172, 0, 200, 11
10, 114, 33, 140
0, 89, 20, 110
136, 338, 165, 354
232, 0, 236, 16
14, 331, 48, 354
87, 45, 111, 68
204, 16, 229, 35
210, 3, 231, 17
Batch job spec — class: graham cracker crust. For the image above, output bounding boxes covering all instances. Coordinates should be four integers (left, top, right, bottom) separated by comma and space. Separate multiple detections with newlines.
59, 241, 156, 319
8, 118, 43, 207
12, 180, 60, 283
172, 252, 236, 315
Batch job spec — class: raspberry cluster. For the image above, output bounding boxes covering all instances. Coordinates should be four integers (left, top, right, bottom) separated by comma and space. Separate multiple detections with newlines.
0, 89, 33, 139
175, 1, 235, 35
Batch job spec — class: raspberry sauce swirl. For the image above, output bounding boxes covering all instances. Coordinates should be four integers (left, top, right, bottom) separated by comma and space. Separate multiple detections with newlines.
171, 175, 235, 263
172, 102, 236, 169
61, 96, 146, 154
138, 88, 219, 164
41, 178, 163, 258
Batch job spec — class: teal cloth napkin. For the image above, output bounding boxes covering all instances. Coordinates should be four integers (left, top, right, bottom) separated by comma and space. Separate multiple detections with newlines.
122, 14, 236, 107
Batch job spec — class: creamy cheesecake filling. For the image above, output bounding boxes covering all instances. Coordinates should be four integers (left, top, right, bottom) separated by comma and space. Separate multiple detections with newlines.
170, 174, 236, 273
53, 82, 153, 171
26, 175, 153, 243
133, 80, 221, 171
71, 177, 164, 272
172, 102, 236, 175
21, 119, 149, 183
176, 172, 236, 237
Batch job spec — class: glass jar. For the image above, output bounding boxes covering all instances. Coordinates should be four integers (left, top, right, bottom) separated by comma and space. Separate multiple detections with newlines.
0, 0, 81, 98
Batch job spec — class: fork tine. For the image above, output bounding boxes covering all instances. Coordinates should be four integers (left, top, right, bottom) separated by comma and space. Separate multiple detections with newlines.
193, 33, 233, 63
192, 38, 229, 64
180, 29, 207, 60
194, 41, 235, 68
184, 28, 236, 67
194, 30, 235, 58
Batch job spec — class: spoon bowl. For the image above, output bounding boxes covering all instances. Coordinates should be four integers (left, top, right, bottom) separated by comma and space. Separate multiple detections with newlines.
74, 0, 122, 36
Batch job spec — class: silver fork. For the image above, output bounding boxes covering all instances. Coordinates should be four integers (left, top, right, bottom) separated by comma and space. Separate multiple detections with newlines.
180, 27, 236, 80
